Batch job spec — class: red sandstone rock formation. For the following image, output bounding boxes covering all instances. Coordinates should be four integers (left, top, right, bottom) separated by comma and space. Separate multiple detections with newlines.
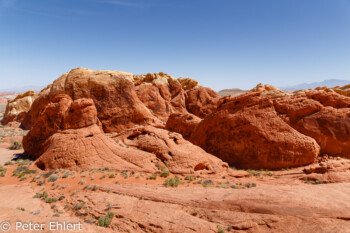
1, 90, 35, 126
168, 90, 350, 168
165, 113, 201, 140
114, 126, 228, 174
134, 72, 188, 121
185, 86, 220, 118
189, 92, 320, 169
23, 94, 160, 171
23, 94, 228, 174
20, 69, 212, 132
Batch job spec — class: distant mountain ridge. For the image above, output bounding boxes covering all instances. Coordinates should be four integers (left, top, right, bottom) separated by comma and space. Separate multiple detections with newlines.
279, 79, 350, 91
0, 85, 45, 93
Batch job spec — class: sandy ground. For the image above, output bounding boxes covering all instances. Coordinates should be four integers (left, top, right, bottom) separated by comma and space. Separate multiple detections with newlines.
0, 148, 22, 165
0, 156, 349, 232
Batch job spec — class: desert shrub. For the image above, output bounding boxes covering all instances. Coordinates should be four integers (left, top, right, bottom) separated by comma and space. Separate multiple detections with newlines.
33, 191, 48, 199
109, 174, 115, 178
4, 161, 14, 166
147, 173, 157, 180
43, 171, 54, 178
13, 166, 36, 177
9, 140, 22, 150
37, 179, 46, 186
73, 202, 85, 210
92, 185, 99, 191
0, 166, 7, 177
16, 207, 25, 211
121, 170, 128, 179
246, 169, 261, 177
97, 212, 114, 227
48, 174, 59, 182
45, 197, 57, 203
16, 159, 32, 166
185, 176, 194, 182
78, 179, 86, 185
159, 168, 169, 178
217, 225, 225, 233
62, 172, 70, 178
164, 176, 182, 187
303, 178, 323, 185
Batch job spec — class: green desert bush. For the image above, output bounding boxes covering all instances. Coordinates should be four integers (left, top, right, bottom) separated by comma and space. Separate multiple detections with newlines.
48, 174, 59, 182
0, 166, 7, 177
45, 197, 57, 203
97, 212, 114, 227
9, 140, 22, 150
164, 176, 183, 187
159, 167, 169, 178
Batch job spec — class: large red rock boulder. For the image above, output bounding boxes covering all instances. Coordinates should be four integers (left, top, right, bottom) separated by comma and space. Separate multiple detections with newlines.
274, 91, 350, 158
188, 92, 320, 169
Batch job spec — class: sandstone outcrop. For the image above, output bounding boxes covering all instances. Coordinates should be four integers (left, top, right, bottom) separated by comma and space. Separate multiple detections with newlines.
188, 92, 320, 169
23, 94, 160, 171
165, 113, 201, 139
185, 86, 220, 118
1, 90, 36, 126
251, 83, 288, 97
315, 84, 350, 97
23, 94, 228, 174
167, 89, 350, 168
21, 69, 210, 132
22, 68, 159, 132
114, 126, 228, 174
134, 72, 187, 121
274, 91, 350, 158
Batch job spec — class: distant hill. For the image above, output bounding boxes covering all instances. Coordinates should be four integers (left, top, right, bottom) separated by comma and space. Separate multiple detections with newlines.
0, 85, 44, 93
218, 88, 248, 97
279, 79, 350, 91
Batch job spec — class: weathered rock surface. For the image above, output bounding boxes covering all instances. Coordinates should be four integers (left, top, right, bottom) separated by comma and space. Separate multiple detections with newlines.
23, 94, 160, 171
1, 90, 36, 126
134, 72, 188, 121
21, 69, 209, 132
251, 83, 288, 97
189, 92, 320, 169
316, 84, 350, 97
275, 91, 350, 159
165, 113, 201, 140
23, 94, 227, 174
167, 89, 350, 168
185, 86, 220, 118
114, 126, 228, 174
81, 181, 350, 233
22, 68, 159, 132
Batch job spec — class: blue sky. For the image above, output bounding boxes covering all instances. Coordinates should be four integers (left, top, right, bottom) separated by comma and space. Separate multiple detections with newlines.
0, 0, 349, 91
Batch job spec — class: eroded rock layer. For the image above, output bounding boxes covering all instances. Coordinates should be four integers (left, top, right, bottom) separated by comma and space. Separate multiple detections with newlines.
23, 94, 227, 174
168, 90, 350, 169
